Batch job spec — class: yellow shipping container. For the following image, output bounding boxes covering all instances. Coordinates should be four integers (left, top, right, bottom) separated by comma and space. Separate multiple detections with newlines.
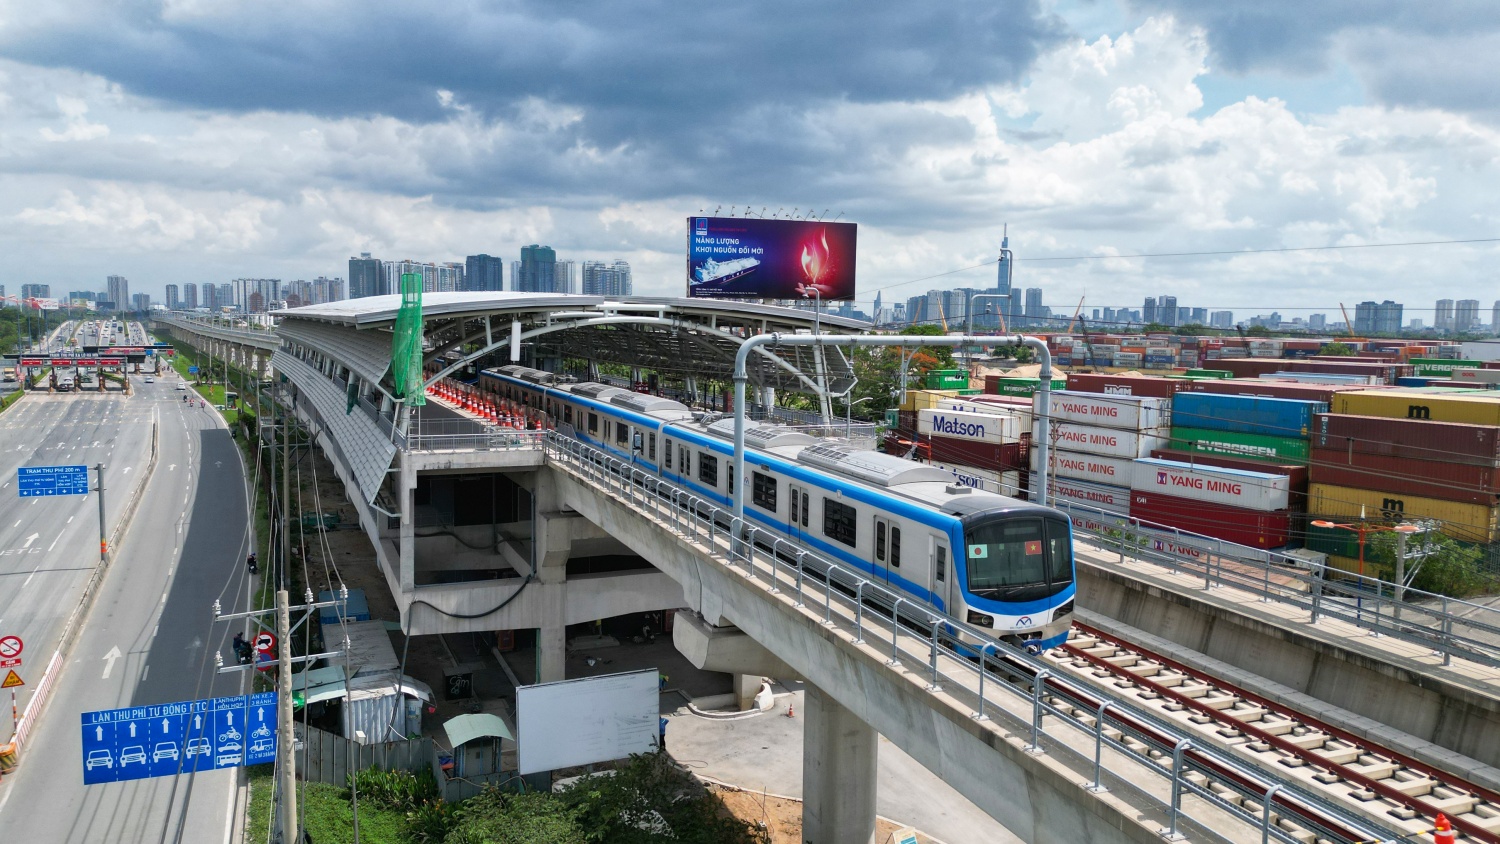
899, 389, 961, 412
1332, 389, 1500, 426
1307, 482, 1500, 544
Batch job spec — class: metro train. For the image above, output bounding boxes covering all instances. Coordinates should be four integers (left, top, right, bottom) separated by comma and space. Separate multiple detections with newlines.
480, 365, 1076, 650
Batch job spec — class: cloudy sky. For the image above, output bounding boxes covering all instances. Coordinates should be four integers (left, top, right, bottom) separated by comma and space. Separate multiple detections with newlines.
2, 0, 1497, 321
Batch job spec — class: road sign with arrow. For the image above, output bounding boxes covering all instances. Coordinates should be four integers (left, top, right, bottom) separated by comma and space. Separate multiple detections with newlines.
80, 692, 276, 785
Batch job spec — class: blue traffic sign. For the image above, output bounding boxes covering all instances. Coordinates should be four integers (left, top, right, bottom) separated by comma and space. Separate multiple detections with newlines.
188, 365, 198, 373
17, 465, 89, 497
81, 692, 276, 785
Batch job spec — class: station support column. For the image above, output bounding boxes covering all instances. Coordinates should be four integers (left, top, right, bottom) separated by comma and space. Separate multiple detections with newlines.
802, 685, 877, 844
532, 472, 572, 684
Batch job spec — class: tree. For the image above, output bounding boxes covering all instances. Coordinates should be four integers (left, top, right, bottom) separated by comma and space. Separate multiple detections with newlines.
1363, 531, 1495, 598
558, 753, 768, 844
1141, 322, 1171, 334
1318, 342, 1356, 356
1243, 324, 1273, 337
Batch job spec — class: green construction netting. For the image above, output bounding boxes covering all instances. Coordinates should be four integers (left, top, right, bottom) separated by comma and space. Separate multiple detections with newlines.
391, 272, 425, 407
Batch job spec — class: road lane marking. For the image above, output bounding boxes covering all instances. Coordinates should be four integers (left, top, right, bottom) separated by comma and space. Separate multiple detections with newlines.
101, 645, 122, 679
21, 532, 38, 549
67, 515, 73, 523
11, 520, 17, 528
140, 664, 149, 682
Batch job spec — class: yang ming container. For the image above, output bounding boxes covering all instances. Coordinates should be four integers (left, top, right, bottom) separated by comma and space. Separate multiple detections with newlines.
1130, 457, 1291, 511
1037, 474, 1130, 515
1032, 447, 1135, 486
1038, 390, 1170, 431
1171, 393, 1326, 439
1041, 421, 1167, 458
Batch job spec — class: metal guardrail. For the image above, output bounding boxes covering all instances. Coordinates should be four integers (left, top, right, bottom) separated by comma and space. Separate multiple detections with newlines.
542, 431, 1392, 844
1053, 500, 1500, 671
407, 417, 544, 453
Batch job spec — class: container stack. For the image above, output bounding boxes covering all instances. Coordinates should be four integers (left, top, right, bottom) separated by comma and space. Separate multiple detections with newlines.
1030, 390, 1170, 515
1128, 458, 1295, 548
1166, 392, 1327, 467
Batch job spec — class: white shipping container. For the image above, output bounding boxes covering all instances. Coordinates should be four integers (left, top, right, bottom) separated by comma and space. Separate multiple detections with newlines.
1032, 474, 1130, 515
1031, 447, 1135, 486
1129, 458, 1290, 512
937, 398, 1033, 429
1036, 390, 1171, 431
1451, 368, 1500, 384
930, 461, 1021, 496
918, 408, 1021, 443
1260, 371, 1379, 386
1037, 421, 1168, 458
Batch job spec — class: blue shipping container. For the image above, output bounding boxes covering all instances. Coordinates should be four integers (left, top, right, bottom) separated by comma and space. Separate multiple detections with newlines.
1396, 376, 1436, 388
1170, 392, 1327, 438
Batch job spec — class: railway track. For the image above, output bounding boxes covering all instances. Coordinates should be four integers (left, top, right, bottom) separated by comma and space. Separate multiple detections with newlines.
1045, 622, 1500, 843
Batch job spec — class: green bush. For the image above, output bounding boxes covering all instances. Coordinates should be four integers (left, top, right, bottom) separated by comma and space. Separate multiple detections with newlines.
557, 753, 768, 844
348, 766, 453, 842
444, 790, 586, 844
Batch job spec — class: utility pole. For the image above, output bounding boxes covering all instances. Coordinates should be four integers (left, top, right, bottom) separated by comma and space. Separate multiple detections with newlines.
281, 405, 291, 590
275, 589, 296, 844
95, 463, 107, 563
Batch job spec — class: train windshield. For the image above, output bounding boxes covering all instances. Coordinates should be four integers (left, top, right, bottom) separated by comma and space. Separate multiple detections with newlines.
963, 516, 1073, 601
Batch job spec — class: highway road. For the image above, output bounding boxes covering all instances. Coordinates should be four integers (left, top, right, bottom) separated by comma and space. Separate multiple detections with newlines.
0, 371, 257, 843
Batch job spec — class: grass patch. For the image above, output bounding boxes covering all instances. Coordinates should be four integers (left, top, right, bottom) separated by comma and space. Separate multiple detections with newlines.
0, 388, 23, 414
245, 765, 413, 844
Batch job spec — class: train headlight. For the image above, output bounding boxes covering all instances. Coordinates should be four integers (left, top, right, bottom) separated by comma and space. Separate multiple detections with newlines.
1055, 599, 1075, 618
966, 610, 994, 628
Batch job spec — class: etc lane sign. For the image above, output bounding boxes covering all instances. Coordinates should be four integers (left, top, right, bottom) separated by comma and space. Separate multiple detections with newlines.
81, 692, 277, 785
17, 465, 90, 497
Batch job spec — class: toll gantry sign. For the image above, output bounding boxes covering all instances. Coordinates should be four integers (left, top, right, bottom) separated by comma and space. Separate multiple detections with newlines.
80, 692, 277, 785
17, 465, 90, 498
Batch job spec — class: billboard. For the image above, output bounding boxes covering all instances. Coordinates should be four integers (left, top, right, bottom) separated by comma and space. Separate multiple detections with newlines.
686, 217, 856, 301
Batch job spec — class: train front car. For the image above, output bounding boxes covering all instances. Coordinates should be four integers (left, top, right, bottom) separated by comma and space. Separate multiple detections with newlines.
954, 503, 1075, 652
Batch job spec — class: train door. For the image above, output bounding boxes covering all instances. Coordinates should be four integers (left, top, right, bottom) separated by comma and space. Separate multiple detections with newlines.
928, 534, 949, 607
788, 484, 810, 543
874, 517, 893, 584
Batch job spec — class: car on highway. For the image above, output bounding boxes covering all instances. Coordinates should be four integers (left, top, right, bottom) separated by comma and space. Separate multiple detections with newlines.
185, 738, 211, 758
120, 745, 147, 766
153, 742, 179, 762
175, 382, 186, 391
144, 375, 154, 383
85, 749, 113, 770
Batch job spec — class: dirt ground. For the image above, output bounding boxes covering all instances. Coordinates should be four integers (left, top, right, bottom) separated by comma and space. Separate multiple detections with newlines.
709, 783, 941, 844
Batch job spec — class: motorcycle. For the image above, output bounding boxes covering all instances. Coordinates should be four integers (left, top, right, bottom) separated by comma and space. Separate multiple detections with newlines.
247, 554, 258, 576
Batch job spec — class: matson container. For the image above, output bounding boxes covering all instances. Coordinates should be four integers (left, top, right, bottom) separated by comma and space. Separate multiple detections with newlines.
1307, 483, 1500, 544
928, 461, 1021, 497
1131, 457, 1291, 511
1032, 447, 1134, 486
918, 409, 1020, 444
1037, 475, 1130, 515
1037, 391, 1170, 431
1065, 373, 1183, 398
1041, 421, 1167, 458
1308, 448, 1500, 506
1129, 490, 1292, 549
1168, 427, 1310, 464
1172, 393, 1327, 439
1311, 413, 1500, 468
1332, 390, 1500, 426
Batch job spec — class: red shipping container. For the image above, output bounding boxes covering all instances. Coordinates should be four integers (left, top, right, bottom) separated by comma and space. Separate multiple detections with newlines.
1204, 358, 1408, 384
1065, 372, 1182, 399
1311, 413, 1500, 468
1175, 378, 1379, 405
1150, 448, 1308, 506
923, 435, 1026, 471
1308, 447, 1500, 506
1129, 490, 1292, 549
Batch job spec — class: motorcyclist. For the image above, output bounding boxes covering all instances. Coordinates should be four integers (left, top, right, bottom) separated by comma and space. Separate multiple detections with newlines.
246, 552, 258, 575
232, 633, 252, 663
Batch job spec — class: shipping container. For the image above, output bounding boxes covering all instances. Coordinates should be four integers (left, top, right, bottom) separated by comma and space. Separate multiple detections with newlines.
1303, 522, 1361, 558
898, 389, 961, 412
1395, 377, 1438, 388
1031, 474, 1131, 515
1307, 483, 1500, 544
1129, 490, 1292, 549
1410, 358, 1482, 377
924, 369, 970, 390
1261, 371, 1381, 386
1171, 392, 1327, 439
1331, 389, 1500, 426
1308, 447, 1500, 506
1205, 358, 1408, 384
1031, 447, 1135, 486
1175, 377, 1378, 405
1184, 369, 1232, 379
926, 435, 1027, 472
1037, 420, 1168, 458
985, 376, 1066, 397
1038, 390, 1170, 430
1149, 448, 1308, 499
1065, 372, 1183, 399
927, 461, 1021, 497
1308, 410, 1500, 464
1131, 457, 1291, 511
917, 408, 1021, 443
1167, 427, 1310, 464
1450, 368, 1500, 384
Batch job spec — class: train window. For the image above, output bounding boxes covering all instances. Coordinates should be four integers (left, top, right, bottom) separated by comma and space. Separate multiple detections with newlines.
563, 405, 573, 425
800, 491, 809, 527
964, 518, 1073, 595
890, 527, 901, 568
588, 412, 599, 434
664, 439, 673, 469
698, 454, 718, 487
935, 544, 947, 582
823, 499, 857, 548
1046, 519, 1074, 586
726, 462, 734, 494
790, 489, 799, 524
615, 421, 630, 446
648, 433, 657, 461
680, 446, 690, 476
751, 472, 777, 510
875, 521, 887, 563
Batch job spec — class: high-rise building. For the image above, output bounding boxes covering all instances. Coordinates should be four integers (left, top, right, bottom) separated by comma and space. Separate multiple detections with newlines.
1309, 313, 1326, 330
464, 254, 505, 292
1189, 307, 1208, 325
106, 275, 129, 311
1023, 288, 1043, 324
1158, 296, 1178, 327
581, 260, 633, 296
1435, 299, 1455, 332
311, 277, 344, 304
183, 283, 198, 310
1456, 299, 1480, 334
164, 284, 180, 310
233, 279, 281, 312
516, 245, 558, 293
1493, 301, 1500, 337
553, 260, 575, 294
349, 253, 385, 299
1354, 300, 1403, 335
131, 292, 151, 312
1210, 310, 1234, 329
1143, 297, 1157, 325
218, 283, 232, 310
20, 283, 51, 300
200, 284, 218, 310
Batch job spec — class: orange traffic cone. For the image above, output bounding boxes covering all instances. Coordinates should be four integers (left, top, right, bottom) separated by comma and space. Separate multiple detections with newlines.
1434, 814, 1456, 844
786, 701, 795, 718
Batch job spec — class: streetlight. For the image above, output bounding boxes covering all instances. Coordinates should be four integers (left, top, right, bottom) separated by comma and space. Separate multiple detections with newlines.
1310, 515, 1420, 620
845, 395, 873, 439
965, 292, 1011, 369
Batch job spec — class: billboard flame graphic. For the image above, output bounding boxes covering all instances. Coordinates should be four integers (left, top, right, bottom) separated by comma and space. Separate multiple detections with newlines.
800, 229, 830, 285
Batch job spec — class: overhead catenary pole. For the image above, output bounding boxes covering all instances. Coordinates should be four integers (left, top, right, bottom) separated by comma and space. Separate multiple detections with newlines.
95, 463, 106, 563
275, 589, 298, 844
732, 333, 1054, 532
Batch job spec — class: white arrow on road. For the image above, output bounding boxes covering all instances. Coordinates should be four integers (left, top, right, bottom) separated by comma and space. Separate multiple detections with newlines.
101, 645, 122, 679
123, 467, 132, 474
168, 464, 176, 471
21, 533, 38, 549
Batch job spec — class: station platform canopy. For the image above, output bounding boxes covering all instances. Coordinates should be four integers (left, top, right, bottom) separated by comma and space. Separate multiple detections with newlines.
274, 292, 872, 396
